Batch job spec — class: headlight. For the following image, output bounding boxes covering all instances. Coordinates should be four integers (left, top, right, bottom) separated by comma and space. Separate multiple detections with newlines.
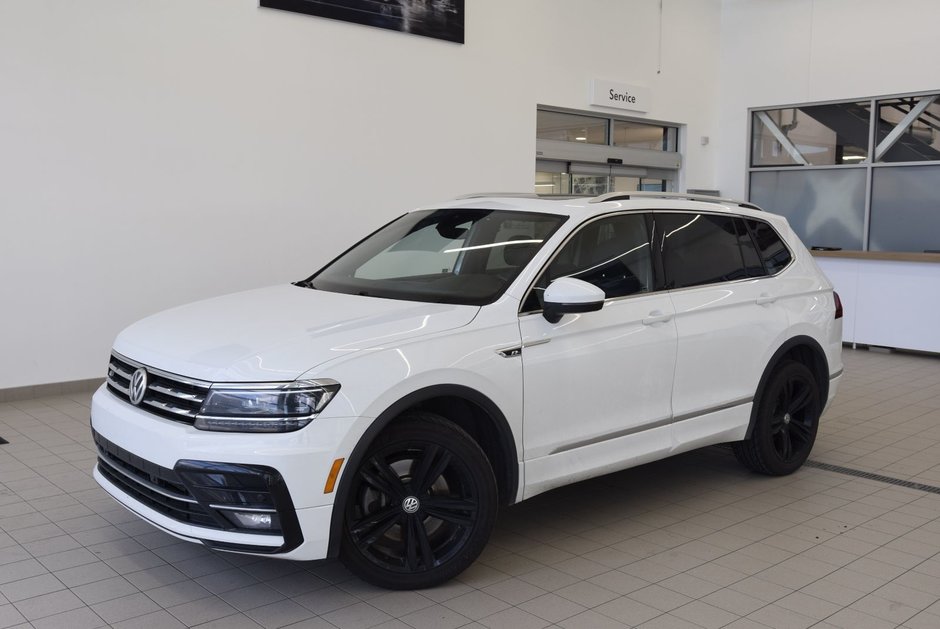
194, 379, 340, 433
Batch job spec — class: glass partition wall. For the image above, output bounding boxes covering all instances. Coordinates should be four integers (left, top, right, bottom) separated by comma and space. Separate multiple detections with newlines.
748, 92, 940, 253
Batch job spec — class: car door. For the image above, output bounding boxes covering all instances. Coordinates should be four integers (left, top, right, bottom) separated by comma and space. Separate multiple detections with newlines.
518, 212, 678, 498
656, 211, 789, 445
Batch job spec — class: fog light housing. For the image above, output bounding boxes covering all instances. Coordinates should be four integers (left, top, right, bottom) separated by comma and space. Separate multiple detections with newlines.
224, 511, 280, 530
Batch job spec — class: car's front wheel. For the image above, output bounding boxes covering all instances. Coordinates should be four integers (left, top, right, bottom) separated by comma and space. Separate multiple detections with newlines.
733, 360, 822, 476
340, 412, 497, 589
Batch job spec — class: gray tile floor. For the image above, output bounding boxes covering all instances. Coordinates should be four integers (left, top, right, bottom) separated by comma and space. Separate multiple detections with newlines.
2, 347, 940, 628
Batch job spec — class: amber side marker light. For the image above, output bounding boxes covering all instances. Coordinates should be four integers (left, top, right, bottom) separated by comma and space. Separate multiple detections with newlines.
324, 458, 344, 493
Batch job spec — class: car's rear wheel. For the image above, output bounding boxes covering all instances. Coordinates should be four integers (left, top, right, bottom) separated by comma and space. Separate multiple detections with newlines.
733, 360, 821, 476
340, 412, 497, 589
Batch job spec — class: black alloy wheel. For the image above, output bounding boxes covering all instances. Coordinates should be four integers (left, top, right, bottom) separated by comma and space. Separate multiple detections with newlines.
768, 372, 817, 463
340, 412, 497, 589
734, 360, 822, 476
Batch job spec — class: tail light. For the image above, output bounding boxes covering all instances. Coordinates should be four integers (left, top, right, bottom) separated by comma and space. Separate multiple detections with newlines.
833, 291, 843, 319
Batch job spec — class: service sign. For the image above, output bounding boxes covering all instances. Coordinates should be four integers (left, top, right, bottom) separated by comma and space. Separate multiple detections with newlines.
590, 79, 650, 113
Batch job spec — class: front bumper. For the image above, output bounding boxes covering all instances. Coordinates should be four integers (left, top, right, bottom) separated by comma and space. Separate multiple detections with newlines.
90, 384, 363, 560
94, 464, 333, 556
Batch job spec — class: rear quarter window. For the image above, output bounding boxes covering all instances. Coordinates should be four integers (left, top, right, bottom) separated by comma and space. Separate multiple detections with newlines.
745, 219, 792, 275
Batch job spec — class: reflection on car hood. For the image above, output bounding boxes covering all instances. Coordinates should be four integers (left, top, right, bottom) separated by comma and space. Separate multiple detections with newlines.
113, 285, 479, 382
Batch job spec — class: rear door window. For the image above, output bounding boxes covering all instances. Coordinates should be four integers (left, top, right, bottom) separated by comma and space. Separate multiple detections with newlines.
658, 213, 749, 289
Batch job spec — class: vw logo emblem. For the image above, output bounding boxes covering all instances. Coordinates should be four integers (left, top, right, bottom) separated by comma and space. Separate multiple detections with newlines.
402, 496, 420, 514
129, 368, 148, 405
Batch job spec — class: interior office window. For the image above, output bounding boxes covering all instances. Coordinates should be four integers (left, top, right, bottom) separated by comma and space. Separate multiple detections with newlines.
875, 96, 940, 163
748, 92, 940, 253
749, 168, 866, 250
536, 110, 608, 145
523, 214, 652, 311
869, 165, 940, 252
744, 219, 792, 274
658, 213, 748, 288
751, 103, 870, 167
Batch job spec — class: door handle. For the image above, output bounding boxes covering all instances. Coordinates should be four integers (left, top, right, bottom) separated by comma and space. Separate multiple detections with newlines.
642, 310, 672, 326
755, 293, 777, 306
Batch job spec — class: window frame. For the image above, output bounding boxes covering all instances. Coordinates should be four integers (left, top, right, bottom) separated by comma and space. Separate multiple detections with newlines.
519, 210, 795, 316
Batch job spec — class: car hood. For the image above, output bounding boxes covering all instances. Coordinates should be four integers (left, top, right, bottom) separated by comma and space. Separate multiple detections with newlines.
113, 284, 479, 382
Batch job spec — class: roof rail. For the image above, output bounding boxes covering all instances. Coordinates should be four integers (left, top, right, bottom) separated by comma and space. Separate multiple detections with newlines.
454, 192, 586, 200
589, 190, 764, 211
454, 192, 540, 200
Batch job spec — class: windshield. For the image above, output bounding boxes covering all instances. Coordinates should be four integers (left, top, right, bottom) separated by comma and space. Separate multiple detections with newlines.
304, 209, 566, 305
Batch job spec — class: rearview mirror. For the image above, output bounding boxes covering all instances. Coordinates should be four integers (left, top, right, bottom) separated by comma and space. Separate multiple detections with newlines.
542, 277, 605, 323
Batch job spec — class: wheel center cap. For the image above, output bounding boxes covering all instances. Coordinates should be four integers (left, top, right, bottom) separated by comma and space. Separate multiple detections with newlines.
783, 413, 791, 424
402, 496, 420, 514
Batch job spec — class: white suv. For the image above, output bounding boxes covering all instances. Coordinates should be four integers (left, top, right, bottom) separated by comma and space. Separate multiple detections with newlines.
91, 192, 843, 589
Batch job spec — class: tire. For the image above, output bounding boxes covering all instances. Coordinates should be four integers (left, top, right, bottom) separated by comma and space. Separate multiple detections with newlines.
339, 412, 498, 589
733, 360, 821, 476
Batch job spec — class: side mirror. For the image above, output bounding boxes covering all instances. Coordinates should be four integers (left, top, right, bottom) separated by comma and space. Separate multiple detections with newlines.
542, 277, 606, 323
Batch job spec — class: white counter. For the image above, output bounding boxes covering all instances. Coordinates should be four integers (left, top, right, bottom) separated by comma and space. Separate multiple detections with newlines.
813, 252, 940, 354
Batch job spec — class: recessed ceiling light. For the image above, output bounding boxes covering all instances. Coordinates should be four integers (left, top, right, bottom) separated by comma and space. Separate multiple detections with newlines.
842, 155, 865, 161
575, 136, 587, 141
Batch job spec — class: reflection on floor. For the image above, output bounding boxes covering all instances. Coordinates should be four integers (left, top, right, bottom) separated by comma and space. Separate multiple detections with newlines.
1, 347, 939, 628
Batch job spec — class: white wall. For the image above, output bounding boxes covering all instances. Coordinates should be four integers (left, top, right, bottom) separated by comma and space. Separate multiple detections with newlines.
717, 0, 940, 198
0, 0, 722, 389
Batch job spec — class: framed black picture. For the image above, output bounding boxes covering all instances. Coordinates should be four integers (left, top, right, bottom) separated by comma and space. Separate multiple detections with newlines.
261, 0, 465, 44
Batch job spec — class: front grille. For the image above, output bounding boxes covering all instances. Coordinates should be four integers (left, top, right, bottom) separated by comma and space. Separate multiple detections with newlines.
107, 352, 210, 424
93, 431, 221, 529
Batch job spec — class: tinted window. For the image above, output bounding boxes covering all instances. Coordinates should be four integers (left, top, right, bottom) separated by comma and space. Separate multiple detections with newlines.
659, 213, 748, 288
307, 209, 566, 306
523, 213, 652, 311
745, 219, 792, 274
735, 218, 766, 278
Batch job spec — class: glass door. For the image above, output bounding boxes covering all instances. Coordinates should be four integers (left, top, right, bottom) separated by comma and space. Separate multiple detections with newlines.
571, 174, 610, 196
534, 169, 570, 195
613, 175, 668, 192
536, 160, 672, 195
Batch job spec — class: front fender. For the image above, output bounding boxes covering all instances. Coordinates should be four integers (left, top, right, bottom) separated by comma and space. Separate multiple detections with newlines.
297, 313, 525, 558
